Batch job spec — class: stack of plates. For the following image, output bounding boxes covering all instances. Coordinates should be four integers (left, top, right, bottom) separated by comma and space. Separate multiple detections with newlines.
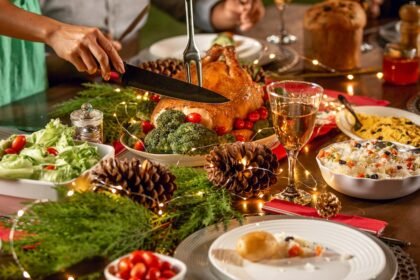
174, 216, 397, 280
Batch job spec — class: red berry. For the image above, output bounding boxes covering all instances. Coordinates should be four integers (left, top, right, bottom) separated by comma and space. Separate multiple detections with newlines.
214, 126, 227, 136
131, 262, 147, 279
263, 92, 269, 102
244, 121, 254, 130
134, 141, 145, 151
11, 135, 26, 152
234, 118, 245, 130
4, 148, 17, 154
160, 261, 171, 271
161, 270, 176, 278
186, 112, 202, 124
142, 120, 155, 134
140, 251, 160, 270
47, 147, 58, 156
150, 94, 161, 102
235, 135, 246, 142
247, 111, 260, 122
118, 257, 133, 280
258, 107, 269, 120
146, 267, 161, 280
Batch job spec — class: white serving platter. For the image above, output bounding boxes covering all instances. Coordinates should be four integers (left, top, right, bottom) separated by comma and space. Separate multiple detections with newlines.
121, 134, 278, 167
209, 219, 387, 280
0, 142, 114, 201
149, 34, 262, 62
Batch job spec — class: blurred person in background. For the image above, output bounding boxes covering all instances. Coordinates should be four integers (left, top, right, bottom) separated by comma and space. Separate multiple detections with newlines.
40, 0, 265, 59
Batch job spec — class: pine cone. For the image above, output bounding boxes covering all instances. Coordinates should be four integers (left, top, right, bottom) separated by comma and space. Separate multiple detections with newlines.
315, 192, 342, 219
138, 59, 184, 77
89, 158, 177, 211
242, 64, 266, 84
205, 142, 279, 198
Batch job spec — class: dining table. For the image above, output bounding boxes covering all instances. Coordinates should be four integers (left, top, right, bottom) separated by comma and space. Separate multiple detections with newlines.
0, 3, 419, 277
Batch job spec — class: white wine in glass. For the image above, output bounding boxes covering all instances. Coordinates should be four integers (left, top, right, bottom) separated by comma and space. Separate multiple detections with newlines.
268, 81, 322, 205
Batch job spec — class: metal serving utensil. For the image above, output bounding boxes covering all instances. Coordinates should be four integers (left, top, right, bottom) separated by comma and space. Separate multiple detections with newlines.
338, 94, 363, 131
183, 0, 203, 87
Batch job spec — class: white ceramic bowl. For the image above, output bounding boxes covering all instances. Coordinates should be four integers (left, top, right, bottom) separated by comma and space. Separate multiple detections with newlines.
316, 141, 420, 200
104, 252, 187, 280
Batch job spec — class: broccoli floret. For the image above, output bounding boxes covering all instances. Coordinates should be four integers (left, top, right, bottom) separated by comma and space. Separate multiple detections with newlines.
156, 110, 186, 130
253, 120, 275, 140
136, 100, 156, 120
168, 123, 218, 155
218, 133, 236, 144
144, 127, 172, 154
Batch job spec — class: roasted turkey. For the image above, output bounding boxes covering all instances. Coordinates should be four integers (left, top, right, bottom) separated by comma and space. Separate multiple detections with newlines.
150, 45, 264, 132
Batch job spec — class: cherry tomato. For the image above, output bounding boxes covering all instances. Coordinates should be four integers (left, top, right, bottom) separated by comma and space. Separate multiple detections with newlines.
235, 135, 246, 142
11, 135, 26, 152
130, 262, 147, 279
233, 118, 245, 130
214, 126, 227, 136
150, 94, 161, 103
134, 141, 145, 151
258, 107, 269, 120
185, 113, 202, 124
142, 120, 155, 134
47, 147, 58, 156
139, 251, 160, 270
4, 148, 17, 154
247, 111, 260, 122
161, 270, 176, 278
244, 121, 254, 130
130, 250, 145, 264
44, 165, 56, 170
118, 257, 133, 280
146, 267, 160, 280
160, 261, 171, 271
288, 245, 302, 257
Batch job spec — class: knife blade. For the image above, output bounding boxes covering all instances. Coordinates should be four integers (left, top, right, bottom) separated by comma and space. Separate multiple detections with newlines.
120, 63, 229, 104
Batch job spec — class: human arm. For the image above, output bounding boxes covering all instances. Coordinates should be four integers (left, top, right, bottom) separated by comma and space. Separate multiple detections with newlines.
0, 0, 124, 79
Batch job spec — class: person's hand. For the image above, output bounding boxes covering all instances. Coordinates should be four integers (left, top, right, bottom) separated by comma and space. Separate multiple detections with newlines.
211, 0, 265, 31
45, 24, 125, 80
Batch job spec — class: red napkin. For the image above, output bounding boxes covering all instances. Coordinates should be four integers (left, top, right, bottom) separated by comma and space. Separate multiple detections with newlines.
271, 90, 390, 160
263, 199, 388, 235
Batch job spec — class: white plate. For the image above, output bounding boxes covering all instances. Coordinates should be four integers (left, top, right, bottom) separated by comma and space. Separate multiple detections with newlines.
0, 142, 114, 201
149, 34, 262, 62
336, 106, 420, 142
121, 134, 278, 167
209, 219, 386, 280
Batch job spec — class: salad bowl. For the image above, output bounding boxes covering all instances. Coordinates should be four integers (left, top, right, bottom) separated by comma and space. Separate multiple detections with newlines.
316, 140, 420, 200
0, 142, 114, 201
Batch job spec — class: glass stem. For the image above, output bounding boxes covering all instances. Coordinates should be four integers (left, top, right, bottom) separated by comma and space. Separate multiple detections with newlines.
279, 5, 286, 37
287, 149, 297, 188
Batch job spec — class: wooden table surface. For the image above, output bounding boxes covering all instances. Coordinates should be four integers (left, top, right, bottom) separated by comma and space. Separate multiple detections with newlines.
0, 3, 419, 271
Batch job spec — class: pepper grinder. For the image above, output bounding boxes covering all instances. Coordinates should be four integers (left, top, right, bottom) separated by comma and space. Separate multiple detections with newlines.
70, 103, 103, 143
399, 1, 419, 53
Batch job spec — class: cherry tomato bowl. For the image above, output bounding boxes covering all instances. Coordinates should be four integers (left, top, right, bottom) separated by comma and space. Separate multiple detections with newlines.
104, 251, 187, 280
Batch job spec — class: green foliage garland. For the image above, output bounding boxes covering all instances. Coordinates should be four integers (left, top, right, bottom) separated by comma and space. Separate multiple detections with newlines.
50, 83, 156, 143
0, 167, 243, 279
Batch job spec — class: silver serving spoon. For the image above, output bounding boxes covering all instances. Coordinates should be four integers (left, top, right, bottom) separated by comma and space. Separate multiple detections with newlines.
338, 94, 363, 131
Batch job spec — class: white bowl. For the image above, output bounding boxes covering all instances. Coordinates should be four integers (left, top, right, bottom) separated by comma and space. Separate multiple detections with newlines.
104, 252, 187, 280
121, 134, 278, 167
316, 141, 420, 200
0, 142, 114, 201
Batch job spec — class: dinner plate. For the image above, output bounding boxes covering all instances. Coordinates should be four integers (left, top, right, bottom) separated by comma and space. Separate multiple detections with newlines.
209, 219, 386, 280
149, 34, 262, 62
174, 216, 397, 280
336, 106, 420, 142
121, 134, 278, 167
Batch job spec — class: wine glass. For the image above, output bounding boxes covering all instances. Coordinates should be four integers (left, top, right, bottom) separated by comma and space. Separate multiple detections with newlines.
267, 81, 323, 205
267, 0, 297, 45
